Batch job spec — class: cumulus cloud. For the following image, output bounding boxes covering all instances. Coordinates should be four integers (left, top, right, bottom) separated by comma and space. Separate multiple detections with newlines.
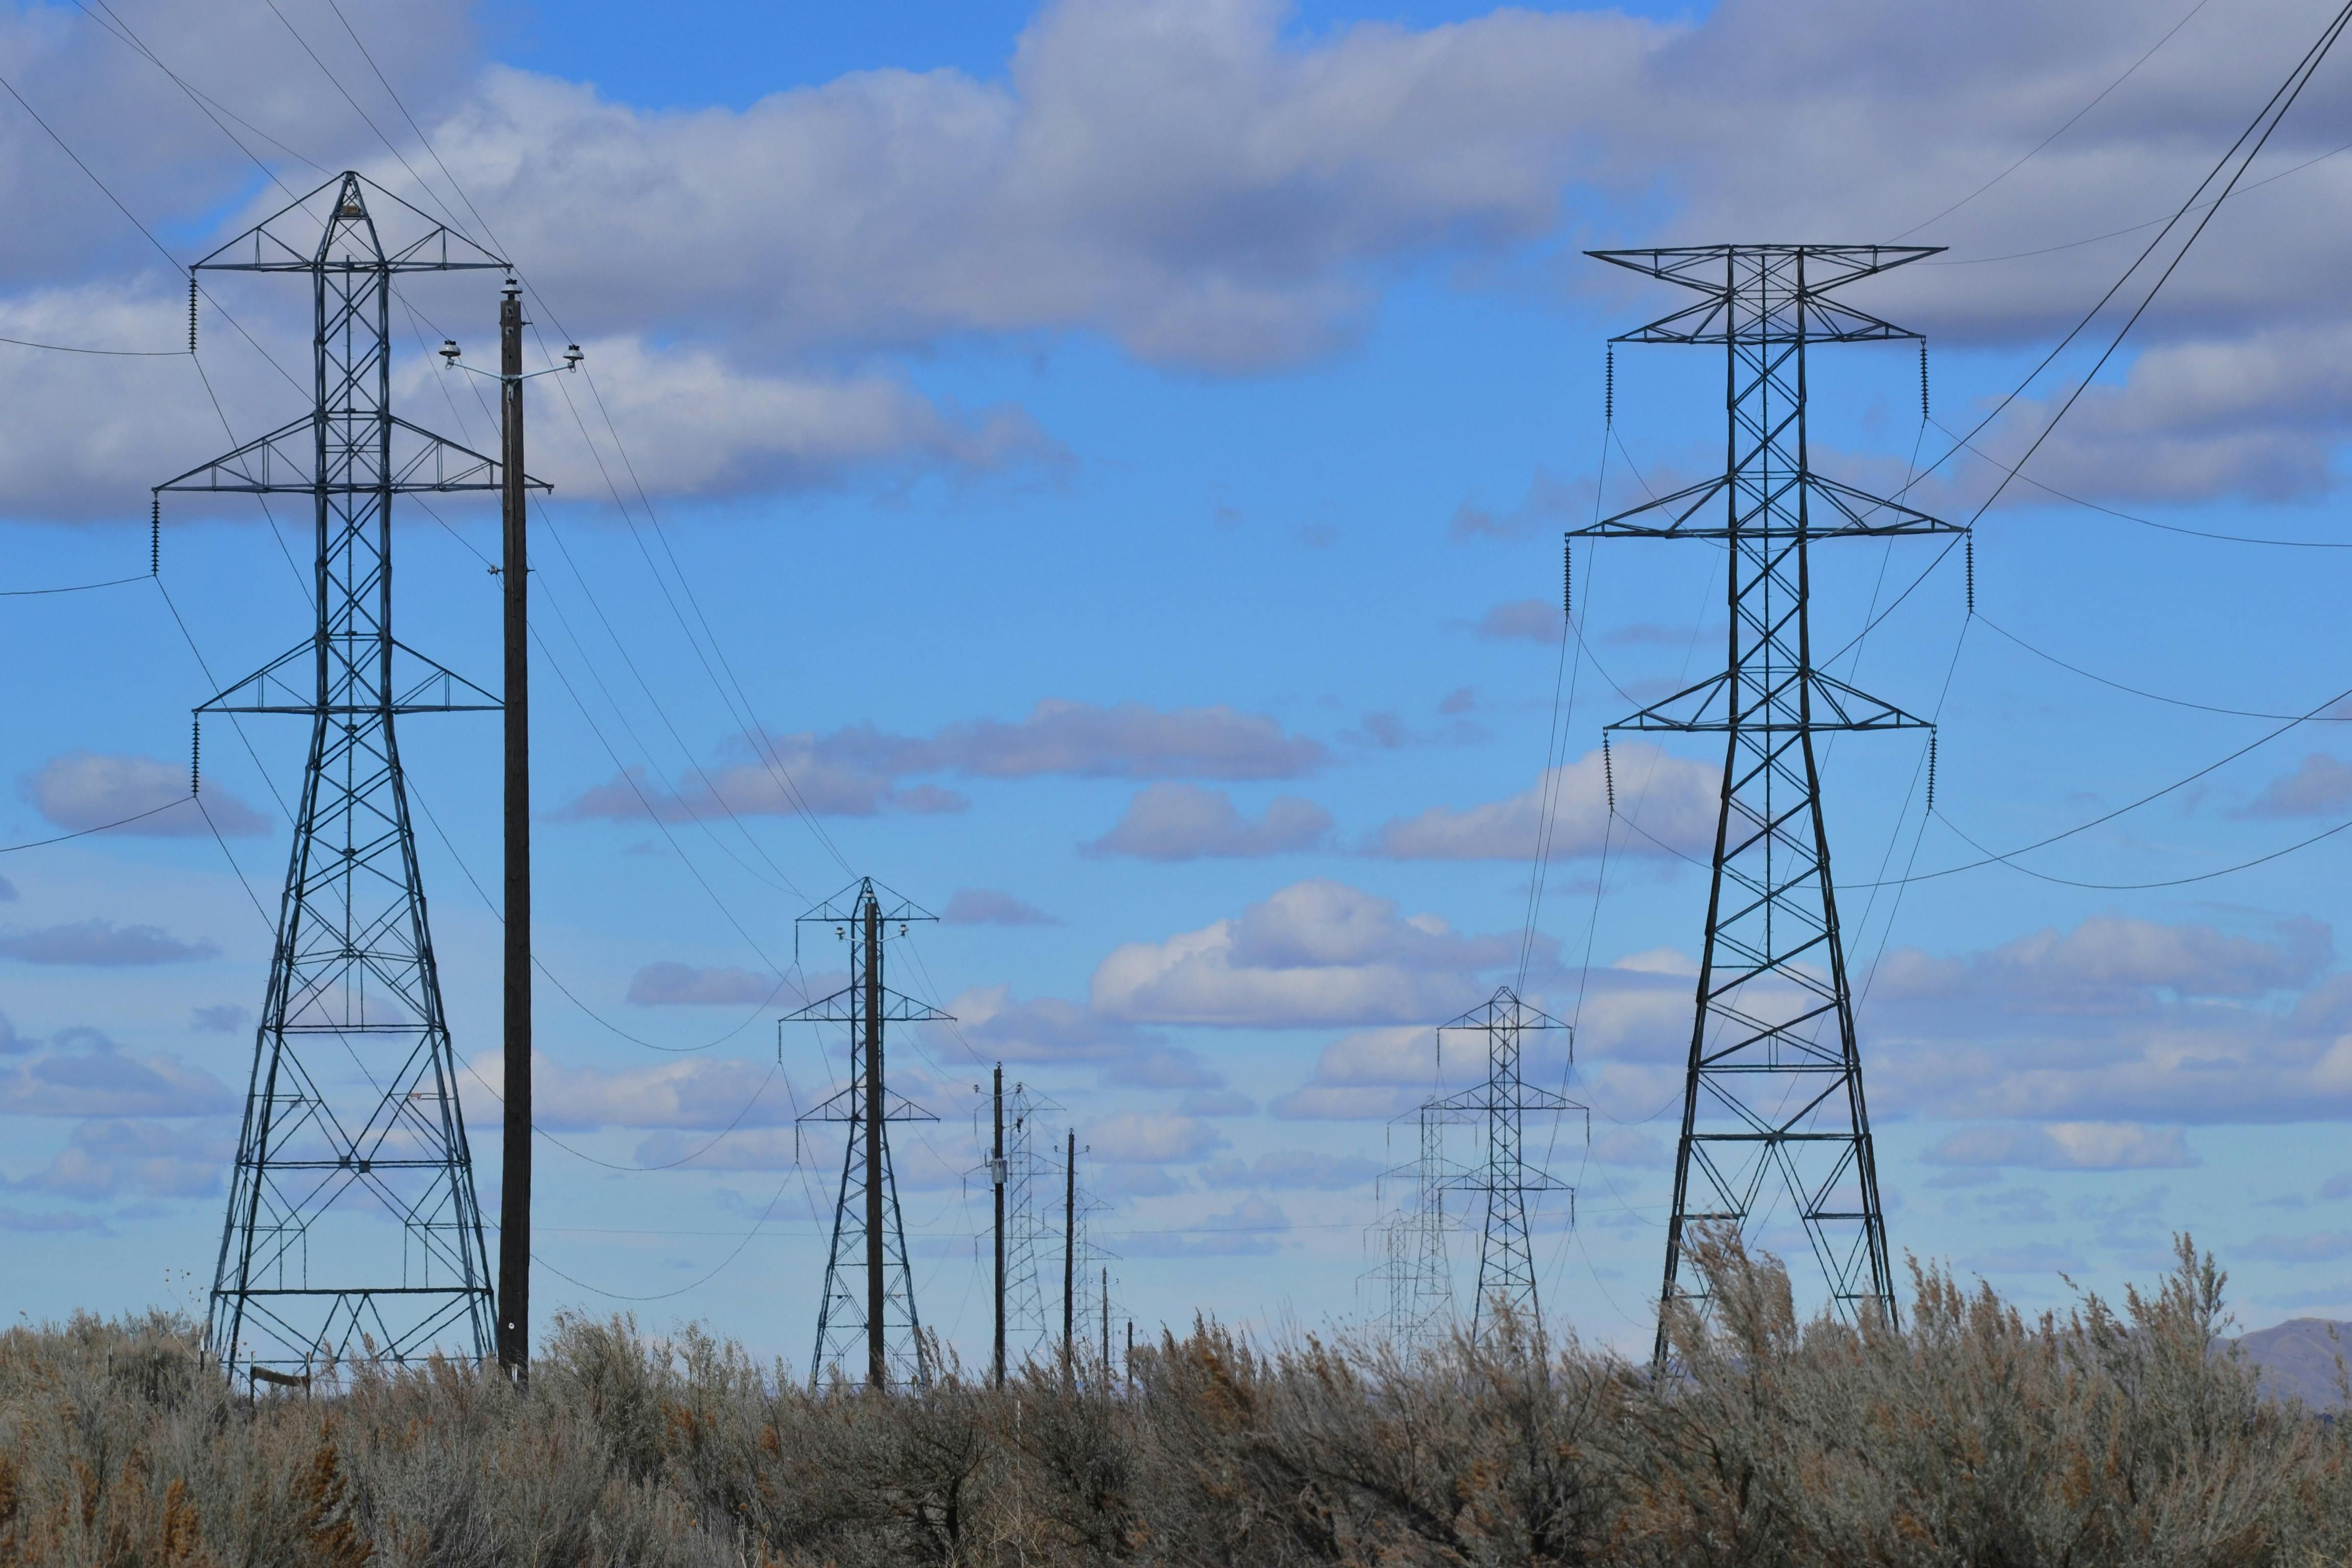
1119, 1195, 1289, 1258
19, 0, 2352, 515
1081, 1111, 1224, 1164
21, 753, 265, 838
1923, 1122, 2197, 1171
494, 1051, 790, 1133
1090, 879, 1518, 1028
1369, 744, 1716, 861
1201, 1151, 1384, 1191
0, 920, 217, 967
1474, 599, 1563, 643
625, 963, 786, 1007
0, 1031, 234, 1118
561, 700, 1326, 823
14, 1119, 231, 1200
1864, 915, 2352, 1124
2242, 754, 2352, 819
514, 336, 1059, 495
425, 2, 1652, 373
946, 984, 1160, 1063
942, 889, 1061, 926
1082, 783, 1332, 860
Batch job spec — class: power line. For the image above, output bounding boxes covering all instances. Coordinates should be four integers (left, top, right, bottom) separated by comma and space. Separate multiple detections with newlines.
1895, 0, 2214, 240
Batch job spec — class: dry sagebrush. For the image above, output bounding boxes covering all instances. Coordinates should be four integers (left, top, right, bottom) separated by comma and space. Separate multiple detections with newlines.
1, 1235, 2346, 1567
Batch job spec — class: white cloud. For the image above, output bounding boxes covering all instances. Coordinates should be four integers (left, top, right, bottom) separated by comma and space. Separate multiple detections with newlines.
0, 920, 217, 967
14, 1119, 231, 1199
1082, 783, 1332, 860
1474, 599, 1562, 643
510, 335, 1059, 496
21, 752, 265, 838
0, 1031, 233, 1118
2242, 754, 2352, 819
1081, 1111, 1223, 1164
1865, 916, 2352, 1124
494, 1051, 791, 1132
947, 984, 1159, 1063
1923, 1122, 2196, 1171
1369, 744, 1716, 862
942, 889, 1061, 926
1118, 1194, 1289, 1257
425, 2, 1652, 373
560, 700, 1327, 823
1201, 1150, 1384, 1191
1090, 878, 1517, 1027
625, 963, 787, 1007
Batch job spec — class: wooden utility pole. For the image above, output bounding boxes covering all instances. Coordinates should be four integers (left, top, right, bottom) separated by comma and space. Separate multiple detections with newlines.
1062, 1131, 1077, 1377
495, 278, 531, 1381
991, 1063, 1007, 1389
864, 896, 888, 1389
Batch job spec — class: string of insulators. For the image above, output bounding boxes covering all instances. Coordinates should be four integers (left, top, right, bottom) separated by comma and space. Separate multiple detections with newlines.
1604, 346, 1614, 426
149, 497, 159, 575
190, 717, 200, 797
1926, 734, 1938, 813
1965, 532, 1975, 616
1602, 732, 1615, 815
187, 277, 198, 355
1918, 340, 1928, 422
1562, 541, 1572, 625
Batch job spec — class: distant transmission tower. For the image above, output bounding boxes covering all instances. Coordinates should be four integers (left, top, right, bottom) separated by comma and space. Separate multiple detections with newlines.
999, 1080, 1059, 1369
1425, 988, 1581, 1339
1569, 246, 1958, 1365
163, 174, 530, 1380
1369, 1103, 1455, 1351
787, 878, 947, 1389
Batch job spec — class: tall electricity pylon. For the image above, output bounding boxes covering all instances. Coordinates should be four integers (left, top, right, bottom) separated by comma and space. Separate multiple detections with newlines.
162, 174, 536, 1379
787, 878, 946, 1389
1425, 988, 1581, 1339
1569, 246, 1959, 1366
1369, 1103, 1455, 1352
1000, 1079, 1060, 1370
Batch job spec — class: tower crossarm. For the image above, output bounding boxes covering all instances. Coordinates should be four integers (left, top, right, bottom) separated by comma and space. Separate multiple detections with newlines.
155, 413, 547, 497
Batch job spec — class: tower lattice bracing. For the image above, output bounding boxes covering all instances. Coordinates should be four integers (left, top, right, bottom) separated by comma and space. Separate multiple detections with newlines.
1371, 1104, 1455, 1351
162, 174, 533, 1378
1569, 246, 1959, 1365
788, 879, 945, 1389
1425, 988, 1581, 1339
1000, 1082, 1058, 1368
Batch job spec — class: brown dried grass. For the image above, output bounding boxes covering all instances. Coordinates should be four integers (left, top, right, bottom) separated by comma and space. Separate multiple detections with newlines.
0, 1235, 2338, 1567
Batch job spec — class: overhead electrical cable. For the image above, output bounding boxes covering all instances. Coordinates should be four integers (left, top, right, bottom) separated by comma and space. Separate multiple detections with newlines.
1895, 0, 2215, 240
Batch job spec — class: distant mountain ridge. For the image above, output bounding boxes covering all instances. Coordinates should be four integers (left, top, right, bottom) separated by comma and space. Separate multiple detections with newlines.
2235, 1318, 2352, 1409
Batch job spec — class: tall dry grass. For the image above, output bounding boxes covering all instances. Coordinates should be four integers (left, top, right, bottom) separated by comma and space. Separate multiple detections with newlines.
0, 1235, 2343, 1566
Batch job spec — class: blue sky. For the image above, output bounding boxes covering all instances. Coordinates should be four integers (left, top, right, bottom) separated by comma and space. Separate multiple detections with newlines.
4, 0, 2352, 1367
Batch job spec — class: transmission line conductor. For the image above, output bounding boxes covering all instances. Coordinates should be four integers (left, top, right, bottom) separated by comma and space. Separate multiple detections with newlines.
1569, 244, 1963, 1370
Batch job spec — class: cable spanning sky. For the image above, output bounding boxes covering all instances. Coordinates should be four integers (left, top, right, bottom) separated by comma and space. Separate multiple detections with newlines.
3, 0, 2352, 1362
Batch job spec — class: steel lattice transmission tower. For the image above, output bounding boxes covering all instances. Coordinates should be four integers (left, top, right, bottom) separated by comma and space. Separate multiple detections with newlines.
1369, 1104, 1455, 1351
787, 879, 947, 1389
1569, 246, 1959, 1365
1425, 988, 1582, 1339
161, 174, 537, 1379
1000, 1080, 1059, 1368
